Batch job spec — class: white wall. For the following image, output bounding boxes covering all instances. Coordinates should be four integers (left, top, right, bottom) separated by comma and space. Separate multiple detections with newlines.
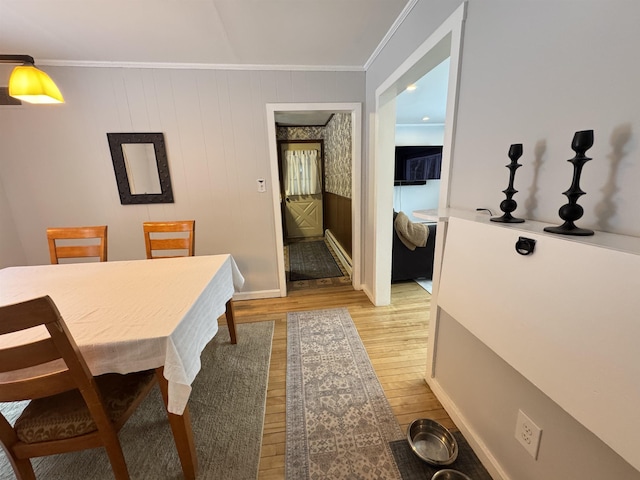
365, 0, 640, 478
0, 66, 364, 295
451, 1, 640, 237
439, 2, 640, 475
0, 178, 26, 268
393, 182, 440, 221
395, 124, 444, 146
437, 310, 640, 480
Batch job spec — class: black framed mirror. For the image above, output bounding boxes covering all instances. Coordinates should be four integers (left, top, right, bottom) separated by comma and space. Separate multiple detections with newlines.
107, 132, 174, 204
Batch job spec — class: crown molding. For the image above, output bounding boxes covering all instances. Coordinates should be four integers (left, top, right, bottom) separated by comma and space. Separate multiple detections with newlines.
363, 0, 419, 70
36, 60, 365, 72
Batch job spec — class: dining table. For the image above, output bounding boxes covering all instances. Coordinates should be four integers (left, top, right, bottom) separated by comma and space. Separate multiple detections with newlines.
0, 254, 245, 479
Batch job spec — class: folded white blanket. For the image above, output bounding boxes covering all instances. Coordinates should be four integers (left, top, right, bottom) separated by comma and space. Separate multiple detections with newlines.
394, 211, 429, 251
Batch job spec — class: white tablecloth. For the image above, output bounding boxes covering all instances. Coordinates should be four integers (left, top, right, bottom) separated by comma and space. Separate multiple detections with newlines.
0, 254, 244, 414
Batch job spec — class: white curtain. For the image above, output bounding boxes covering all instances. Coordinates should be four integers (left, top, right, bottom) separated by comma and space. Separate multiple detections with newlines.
284, 150, 321, 196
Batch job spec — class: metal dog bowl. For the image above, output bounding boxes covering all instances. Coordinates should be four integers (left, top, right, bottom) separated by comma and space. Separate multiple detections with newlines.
431, 469, 472, 480
407, 418, 458, 466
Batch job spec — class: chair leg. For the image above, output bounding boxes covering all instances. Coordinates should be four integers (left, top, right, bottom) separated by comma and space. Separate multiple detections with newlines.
9, 458, 36, 480
225, 299, 237, 344
102, 439, 130, 480
155, 368, 198, 479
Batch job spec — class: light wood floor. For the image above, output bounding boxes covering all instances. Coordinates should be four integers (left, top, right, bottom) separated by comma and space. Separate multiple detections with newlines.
224, 281, 454, 480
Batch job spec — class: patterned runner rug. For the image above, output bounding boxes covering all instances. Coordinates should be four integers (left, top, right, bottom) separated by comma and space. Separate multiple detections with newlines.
288, 240, 344, 281
286, 307, 404, 479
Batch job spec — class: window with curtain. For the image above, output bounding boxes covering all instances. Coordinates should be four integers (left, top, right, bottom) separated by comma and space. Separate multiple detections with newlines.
284, 150, 321, 195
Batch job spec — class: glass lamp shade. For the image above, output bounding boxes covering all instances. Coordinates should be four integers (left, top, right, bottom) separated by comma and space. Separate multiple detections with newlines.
8, 65, 64, 104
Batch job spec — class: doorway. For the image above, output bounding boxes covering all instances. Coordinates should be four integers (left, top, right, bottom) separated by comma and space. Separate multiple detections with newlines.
266, 103, 362, 297
392, 57, 450, 296
278, 137, 349, 291
371, 4, 466, 306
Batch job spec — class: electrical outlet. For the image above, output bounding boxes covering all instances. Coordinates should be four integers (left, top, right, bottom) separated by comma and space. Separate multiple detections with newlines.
515, 409, 542, 459
257, 178, 266, 193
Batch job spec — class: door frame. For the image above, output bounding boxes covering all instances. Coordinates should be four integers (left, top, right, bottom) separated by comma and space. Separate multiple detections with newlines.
371, 3, 466, 306
266, 103, 362, 297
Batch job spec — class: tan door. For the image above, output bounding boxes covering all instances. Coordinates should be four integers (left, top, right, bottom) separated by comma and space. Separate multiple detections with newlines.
282, 143, 323, 239
284, 194, 323, 238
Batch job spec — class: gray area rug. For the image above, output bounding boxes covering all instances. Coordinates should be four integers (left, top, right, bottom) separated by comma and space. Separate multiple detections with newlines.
390, 431, 493, 480
288, 241, 343, 281
0, 321, 274, 480
286, 307, 404, 479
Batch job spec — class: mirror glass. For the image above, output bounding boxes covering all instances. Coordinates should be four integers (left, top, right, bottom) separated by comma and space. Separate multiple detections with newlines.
122, 143, 162, 194
107, 132, 174, 204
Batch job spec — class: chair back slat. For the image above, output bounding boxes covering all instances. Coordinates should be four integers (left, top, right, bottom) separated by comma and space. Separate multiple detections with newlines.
143, 221, 195, 259
52, 244, 103, 260
0, 339, 61, 372
46, 226, 108, 264
0, 371, 77, 402
0, 297, 95, 395
149, 238, 191, 251
145, 222, 193, 233
46, 227, 106, 239
0, 297, 60, 335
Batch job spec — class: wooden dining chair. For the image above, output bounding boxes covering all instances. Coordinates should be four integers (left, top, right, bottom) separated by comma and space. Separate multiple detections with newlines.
46, 225, 108, 264
143, 220, 195, 259
0, 296, 158, 480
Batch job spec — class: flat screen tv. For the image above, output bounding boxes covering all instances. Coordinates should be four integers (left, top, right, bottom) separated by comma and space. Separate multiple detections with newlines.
394, 145, 442, 185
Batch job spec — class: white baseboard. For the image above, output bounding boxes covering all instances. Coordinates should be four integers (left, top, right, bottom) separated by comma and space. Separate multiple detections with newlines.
425, 376, 510, 480
325, 229, 352, 276
233, 289, 282, 301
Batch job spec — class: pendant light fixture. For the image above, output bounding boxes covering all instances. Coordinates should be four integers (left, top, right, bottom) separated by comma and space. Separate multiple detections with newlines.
0, 54, 65, 104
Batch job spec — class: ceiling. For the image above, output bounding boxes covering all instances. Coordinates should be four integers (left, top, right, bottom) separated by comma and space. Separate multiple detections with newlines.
275, 111, 334, 127
395, 57, 449, 125
274, 57, 450, 127
0, 0, 448, 127
0, 0, 410, 68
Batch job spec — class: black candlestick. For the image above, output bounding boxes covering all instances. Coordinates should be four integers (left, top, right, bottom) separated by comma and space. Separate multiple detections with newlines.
491, 143, 524, 223
544, 130, 595, 236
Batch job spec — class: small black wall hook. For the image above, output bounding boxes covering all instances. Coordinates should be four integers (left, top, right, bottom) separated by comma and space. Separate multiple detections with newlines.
515, 237, 536, 256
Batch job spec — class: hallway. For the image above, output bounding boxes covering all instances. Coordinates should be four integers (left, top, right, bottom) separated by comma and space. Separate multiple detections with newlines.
284, 236, 351, 292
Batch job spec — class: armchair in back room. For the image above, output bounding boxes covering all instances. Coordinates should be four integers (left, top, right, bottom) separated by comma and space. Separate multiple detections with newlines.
391, 211, 437, 282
